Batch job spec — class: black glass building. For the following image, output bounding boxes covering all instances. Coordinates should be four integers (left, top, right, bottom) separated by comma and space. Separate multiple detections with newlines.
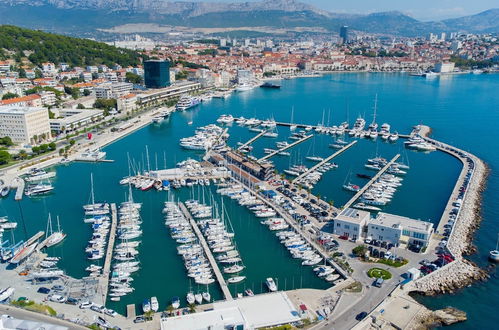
340, 26, 349, 44
144, 60, 170, 88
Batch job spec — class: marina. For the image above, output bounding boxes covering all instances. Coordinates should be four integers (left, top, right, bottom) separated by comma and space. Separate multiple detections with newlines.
0, 73, 496, 328
257, 134, 313, 162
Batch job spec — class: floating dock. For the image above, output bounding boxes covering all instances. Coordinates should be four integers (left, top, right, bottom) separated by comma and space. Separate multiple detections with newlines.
237, 129, 269, 151
258, 134, 314, 162
342, 154, 400, 210
179, 202, 233, 301
96, 203, 117, 305
292, 141, 357, 183
14, 178, 24, 201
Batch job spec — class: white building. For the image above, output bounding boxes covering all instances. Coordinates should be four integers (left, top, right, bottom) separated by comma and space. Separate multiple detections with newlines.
40, 91, 57, 106
117, 93, 138, 113
333, 208, 370, 242
367, 212, 434, 248
237, 69, 253, 85
0, 106, 51, 144
49, 108, 104, 133
95, 82, 133, 99
434, 62, 455, 73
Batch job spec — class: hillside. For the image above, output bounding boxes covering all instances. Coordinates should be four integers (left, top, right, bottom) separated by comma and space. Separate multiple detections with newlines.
0, 1, 497, 36
0, 25, 145, 67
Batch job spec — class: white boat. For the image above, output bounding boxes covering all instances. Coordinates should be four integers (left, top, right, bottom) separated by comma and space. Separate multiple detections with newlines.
202, 291, 211, 302
1, 186, 9, 197
44, 214, 66, 248
150, 296, 159, 312
489, 233, 499, 263
195, 293, 203, 304
172, 297, 180, 309
223, 264, 245, 274
0, 287, 15, 302
142, 299, 151, 313
25, 169, 56, 182
235, 84, 254, 92
266, 277, 277, 292
0, 222, 17, 230
228, 276, 246, 284
25, 183, 54, 196
176, 95, 201, 111
353, 203, 382, 212
186, 292, 195, 304
151, 116, 163, 124
78, 149, 106, 162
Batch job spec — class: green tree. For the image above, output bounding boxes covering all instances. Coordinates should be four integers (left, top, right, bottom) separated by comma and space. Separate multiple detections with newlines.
0, 136, 14, 146
31, 146, 40, 154
39, 144, 49, 153
77, 103, 86, 109
69, 139, 76, 146
0, 150, 11, 165
352, 245, 368, 257
2, 92, 19, 100
125, 72, 143, 84
48, 142, 56, 151
48, 109, 55, 119
17, 149, 28, 160
83, 89, 91, 96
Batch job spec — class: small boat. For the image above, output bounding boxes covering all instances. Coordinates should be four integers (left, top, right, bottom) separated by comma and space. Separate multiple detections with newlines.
151, 296, 159, 312
202, 291, 211, 302
356, 173, 372, 179
353, 203, 382, 212
1, 186, 9, 198
195, 293, 203, 304
186, 292, 195, 305
0, 287, 15, 302
265, 277, 277, 292
489, 233, 499, 263
228, 276, 246, 284
260, 82, 281, 89
142, 299, 151, 313
172, 297, 180, 309
244, 289, 254, 296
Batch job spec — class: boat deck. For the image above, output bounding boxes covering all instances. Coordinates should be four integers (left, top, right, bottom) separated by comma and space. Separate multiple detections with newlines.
292, 141, 357, 183
179, 202, 233, 301
342, 154, 401, 210
258, 134, 313, 162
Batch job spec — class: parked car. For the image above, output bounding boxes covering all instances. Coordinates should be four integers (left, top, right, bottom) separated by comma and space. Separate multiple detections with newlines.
134, 316, 145, 323
356, 311, 368, 321
79, 301, 93, 309
37, 287, 50, 294
373, 278, 384, 288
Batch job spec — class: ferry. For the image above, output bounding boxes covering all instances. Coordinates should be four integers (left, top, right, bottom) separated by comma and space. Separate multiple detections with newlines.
176, 95, 201, 111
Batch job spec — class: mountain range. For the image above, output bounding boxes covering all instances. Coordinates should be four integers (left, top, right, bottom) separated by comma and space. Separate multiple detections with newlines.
0, 0, 497, 37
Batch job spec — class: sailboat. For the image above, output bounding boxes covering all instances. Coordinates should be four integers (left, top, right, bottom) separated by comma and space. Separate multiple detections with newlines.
367, 94, 379, 139
290, 107, 297, 131
84, 174, 109, 216
202, 285, 211, 302
45, 214, 66, 248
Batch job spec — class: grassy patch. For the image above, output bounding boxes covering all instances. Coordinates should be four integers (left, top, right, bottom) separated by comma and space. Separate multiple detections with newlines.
367, 267, 392, 280
344, 281, 363, 293
377, 258, 408, 268
11, 300, 57, 316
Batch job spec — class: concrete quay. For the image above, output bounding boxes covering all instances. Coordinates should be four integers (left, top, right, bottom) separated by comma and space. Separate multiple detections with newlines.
258, 134, 313, 162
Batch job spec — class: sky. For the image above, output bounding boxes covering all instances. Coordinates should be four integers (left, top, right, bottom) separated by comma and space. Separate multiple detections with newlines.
189, 0, 498, 21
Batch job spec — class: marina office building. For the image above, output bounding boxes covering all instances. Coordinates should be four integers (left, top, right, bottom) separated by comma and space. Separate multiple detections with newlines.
333, 208, 434, 248
0, 106, 51, 144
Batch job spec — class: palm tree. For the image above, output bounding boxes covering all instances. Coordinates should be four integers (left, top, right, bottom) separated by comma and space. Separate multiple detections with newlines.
166, 304, 174, 316
188, 303, 196, 313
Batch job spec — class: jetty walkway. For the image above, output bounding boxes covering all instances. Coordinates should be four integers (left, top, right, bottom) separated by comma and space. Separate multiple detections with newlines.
14, 177, 24, 201
258, 134, 313, 162
342, 154, 400, 209
96, 203, 117, 305
179, 202, 233, 301
237, 129, 269, 151
292, 141, 357, 183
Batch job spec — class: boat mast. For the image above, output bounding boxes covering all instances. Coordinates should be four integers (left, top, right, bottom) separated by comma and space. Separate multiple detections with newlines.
90, 173, 95, 205
56, 216, 61, 233
145, 145, 151, 173
372, 94, 378, 125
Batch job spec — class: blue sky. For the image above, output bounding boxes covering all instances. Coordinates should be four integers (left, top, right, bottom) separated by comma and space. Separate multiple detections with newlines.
191, 0, 497, 21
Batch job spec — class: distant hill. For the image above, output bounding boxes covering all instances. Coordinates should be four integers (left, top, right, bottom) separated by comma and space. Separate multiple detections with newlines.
0, 25, 145, 67
0, 1, 497, 37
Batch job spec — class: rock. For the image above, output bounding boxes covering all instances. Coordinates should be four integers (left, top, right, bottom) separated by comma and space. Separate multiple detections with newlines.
433, 307, 467, 326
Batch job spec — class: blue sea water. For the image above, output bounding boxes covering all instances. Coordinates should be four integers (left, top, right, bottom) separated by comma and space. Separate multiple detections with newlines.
0, 73, 497, 327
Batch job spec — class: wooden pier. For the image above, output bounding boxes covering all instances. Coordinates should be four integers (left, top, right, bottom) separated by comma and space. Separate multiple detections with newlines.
179, 202, 233, 301
292, 141, 357, 183
342, 154, 400, 210
258, 134, 314, 162
237, 129, 269, 151
14, 177, 24, 201
96, 203, 117, 305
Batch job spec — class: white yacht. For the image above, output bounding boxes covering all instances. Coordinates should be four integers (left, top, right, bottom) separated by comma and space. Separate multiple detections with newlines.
266, 277, 277, 292
176, 95, 201, 111
235, 84, 254, 92
78, 149, 106, 162
45, 215, 66, 248
25, 183, 54, 196
25, 169, 56, 182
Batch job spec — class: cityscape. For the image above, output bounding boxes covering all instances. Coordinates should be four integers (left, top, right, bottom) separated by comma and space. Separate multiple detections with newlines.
0, 1, 498, 329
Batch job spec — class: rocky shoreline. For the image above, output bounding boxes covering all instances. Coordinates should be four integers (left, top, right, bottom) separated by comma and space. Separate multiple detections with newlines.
411, 156, 489, 296
408, 307, 467, 329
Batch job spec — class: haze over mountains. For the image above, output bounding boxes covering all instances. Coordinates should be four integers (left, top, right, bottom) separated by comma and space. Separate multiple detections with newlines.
0, 0, 497, 36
